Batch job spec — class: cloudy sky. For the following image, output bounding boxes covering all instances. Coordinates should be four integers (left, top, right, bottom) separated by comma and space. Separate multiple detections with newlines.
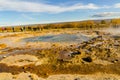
0, 0, 120, 26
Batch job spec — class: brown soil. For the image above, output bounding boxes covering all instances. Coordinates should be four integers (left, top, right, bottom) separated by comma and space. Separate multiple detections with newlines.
0, 63, 119, 78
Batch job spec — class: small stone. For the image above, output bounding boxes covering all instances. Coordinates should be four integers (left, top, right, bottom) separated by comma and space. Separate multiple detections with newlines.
12, 76, 17, 79
112, 60, 118, 63
82, 57, 92, 62
74, 78, 80, 80
28, 75, 32, 77
3, 56, 7, 58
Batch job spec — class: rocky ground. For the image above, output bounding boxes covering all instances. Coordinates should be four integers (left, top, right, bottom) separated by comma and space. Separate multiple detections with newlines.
0, 29, 119, 80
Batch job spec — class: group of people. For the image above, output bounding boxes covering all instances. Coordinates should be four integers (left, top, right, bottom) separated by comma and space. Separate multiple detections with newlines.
1, 26, 42, 32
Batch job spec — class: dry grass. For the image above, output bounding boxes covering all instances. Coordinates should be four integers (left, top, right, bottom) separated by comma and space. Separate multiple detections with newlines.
0, 44, 7, 49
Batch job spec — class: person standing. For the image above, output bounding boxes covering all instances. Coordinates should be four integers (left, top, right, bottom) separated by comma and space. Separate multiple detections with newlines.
2, 27, 5, 32
12, 27, 15, 32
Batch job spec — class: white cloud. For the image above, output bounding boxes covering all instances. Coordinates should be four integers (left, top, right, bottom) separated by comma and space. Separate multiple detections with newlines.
114, 3, 120, 8
0, 0, 100, 13
91, 12, 120, 17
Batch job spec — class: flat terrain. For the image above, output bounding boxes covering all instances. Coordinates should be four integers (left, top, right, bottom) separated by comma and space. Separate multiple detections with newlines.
0, 28, 120, 80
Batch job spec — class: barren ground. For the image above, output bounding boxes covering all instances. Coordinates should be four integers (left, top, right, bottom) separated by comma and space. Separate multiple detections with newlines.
0, 29, 119, 80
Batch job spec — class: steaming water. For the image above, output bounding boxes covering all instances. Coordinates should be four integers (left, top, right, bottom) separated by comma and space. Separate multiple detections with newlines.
103, 27, 120, 39
23, 33, 92, 43
103, 27, 120, 35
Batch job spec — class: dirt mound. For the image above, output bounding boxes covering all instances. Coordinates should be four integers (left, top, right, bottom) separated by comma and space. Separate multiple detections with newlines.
0, 55, 38, 66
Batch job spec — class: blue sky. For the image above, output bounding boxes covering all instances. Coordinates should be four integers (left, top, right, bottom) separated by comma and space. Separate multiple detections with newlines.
0, 0, 120, 26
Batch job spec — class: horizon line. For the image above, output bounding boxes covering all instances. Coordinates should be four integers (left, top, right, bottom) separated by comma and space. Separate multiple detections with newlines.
0, 17, 119, 27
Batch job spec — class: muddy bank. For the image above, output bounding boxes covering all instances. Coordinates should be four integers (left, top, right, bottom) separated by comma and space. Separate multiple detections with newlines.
0, 63, 119, 78
0, 72, 119, 80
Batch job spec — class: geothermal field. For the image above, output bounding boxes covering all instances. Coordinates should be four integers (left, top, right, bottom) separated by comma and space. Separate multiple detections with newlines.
0, 28, 120, 80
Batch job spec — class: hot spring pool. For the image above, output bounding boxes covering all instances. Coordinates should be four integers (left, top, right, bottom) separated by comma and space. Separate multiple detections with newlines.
22, 33, 92, 43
